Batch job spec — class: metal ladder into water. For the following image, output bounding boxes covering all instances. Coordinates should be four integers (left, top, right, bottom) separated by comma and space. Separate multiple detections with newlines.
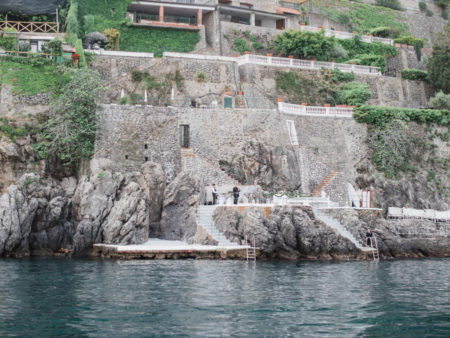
245, 235, 256, 261
368, 237, 380, 261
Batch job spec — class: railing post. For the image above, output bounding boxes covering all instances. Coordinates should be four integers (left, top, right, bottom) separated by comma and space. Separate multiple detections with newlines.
290, 58, 293, 67
278, 100, 283, 111
325, 107, 330, 116
351, 64, 355, 72
311, 60, 315, 69
268, 56, 272, 65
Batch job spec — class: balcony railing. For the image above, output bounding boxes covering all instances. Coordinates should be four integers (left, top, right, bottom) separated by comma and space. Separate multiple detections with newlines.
0, 21, 58, 33
279, 1, 303, 10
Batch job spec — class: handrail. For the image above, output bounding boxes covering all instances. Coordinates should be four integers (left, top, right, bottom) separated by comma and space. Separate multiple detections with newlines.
0, 20, 58, 33
279, 101, 354, 118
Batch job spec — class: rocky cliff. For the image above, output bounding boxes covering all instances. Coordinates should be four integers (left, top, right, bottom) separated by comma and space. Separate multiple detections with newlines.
212, 206, 450, 259
0, 159, 166, 257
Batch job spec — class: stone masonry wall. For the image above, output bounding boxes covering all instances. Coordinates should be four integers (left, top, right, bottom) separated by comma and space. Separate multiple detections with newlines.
94, 104, 370, 204
220, 21, 281, 57
239, 63, 432, 108
95, 105, 181, 183
90, 55, 156, 83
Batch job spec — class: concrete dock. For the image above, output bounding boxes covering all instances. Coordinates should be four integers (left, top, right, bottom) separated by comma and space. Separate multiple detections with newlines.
92, 239, 257, 260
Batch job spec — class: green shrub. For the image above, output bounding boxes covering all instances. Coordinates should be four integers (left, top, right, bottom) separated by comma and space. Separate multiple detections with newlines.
74, 39, 86, 68
442, 10, 449, 19
429, 91, 450, 109
83, 14, 96, 34
336, 81, 371, 105
41, 38, 63, 57
274, 30, 335, 61
347, 54, 387, 72
353, 105, 450, 127
426, 9, 434, 16
252, 42, 264, 50
233, 38, 251, 54
66, 1, 79, 45
119, 95, 128, 105
419, 2, 427, 11
393, 36, 424, 48
401, 69, 428, 81
339, 35, 397, 60
243, 30, 252, 39
376, 0, 402, 10
338, 12, 351, 25
427, 23, 450, 93
35, 69, 103, 165
131, 70, 143, 82
434, 0, 448, 10
330, 43, 349, 59
330, 68, 355, 82
0, 27, 18, 51
120, 26, 200, 56
369, 26, 400, 38
369, 119, 419, 178
195, 72, 206, 82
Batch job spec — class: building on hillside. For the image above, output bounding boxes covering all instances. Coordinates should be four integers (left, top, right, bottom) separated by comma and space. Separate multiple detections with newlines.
125, 0, 306, 52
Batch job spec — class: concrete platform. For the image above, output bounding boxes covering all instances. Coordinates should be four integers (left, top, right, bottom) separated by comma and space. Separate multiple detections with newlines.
92, 239, 256, 260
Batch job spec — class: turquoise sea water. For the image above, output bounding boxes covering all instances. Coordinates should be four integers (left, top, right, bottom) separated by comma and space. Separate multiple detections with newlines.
0, 258, 449, 337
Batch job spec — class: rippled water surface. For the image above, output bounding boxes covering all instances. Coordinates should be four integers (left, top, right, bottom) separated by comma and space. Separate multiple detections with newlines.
0, 258, 449, 337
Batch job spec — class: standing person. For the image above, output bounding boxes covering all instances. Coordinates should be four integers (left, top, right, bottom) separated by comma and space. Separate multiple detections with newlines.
366, 229, 373, 246
233, 185, 240, 205
212, 184, 218, 205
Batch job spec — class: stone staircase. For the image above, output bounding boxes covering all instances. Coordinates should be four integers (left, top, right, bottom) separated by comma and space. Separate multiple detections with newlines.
181, 148, 239, 186
312, 170, 341, 197
196, 206, 238, 246
312, 207, 373, 252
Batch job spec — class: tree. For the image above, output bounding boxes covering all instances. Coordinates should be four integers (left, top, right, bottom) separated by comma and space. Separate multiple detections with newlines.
337, 81, 372, 105
274, 30, 336, 61
36, 69, 103, 166
429, 91, 450, 109
427, 22, 450, 93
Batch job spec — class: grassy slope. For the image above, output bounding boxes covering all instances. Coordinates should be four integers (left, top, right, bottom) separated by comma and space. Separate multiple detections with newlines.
312, 0, 409, 35
0, 60, 59, 95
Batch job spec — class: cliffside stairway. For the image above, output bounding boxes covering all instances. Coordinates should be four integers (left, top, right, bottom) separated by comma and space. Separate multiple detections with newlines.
196, 206, 238, 247
312, 170, 341, 197
312, 208, 377, 258
181, 148, 239, 186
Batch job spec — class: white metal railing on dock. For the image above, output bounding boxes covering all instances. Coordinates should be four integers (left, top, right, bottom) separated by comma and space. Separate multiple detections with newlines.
298, 25, 394, 46
279, 102, 354, 118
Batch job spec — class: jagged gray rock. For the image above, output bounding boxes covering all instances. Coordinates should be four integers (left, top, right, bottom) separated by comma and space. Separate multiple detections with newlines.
0, 159, 167, 257
159, 171, 202, 241
214, 206, 359, 259
220, 140, 301, 191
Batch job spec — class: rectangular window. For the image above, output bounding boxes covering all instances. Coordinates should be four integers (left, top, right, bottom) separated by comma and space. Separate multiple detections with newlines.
180, 124, 190, 148
224, 96, 233, 108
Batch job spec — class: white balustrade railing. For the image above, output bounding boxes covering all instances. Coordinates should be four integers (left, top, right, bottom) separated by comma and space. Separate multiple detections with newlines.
237, 54, 381, 75
299, 25, 394, 46
161, 52, 381, 75
279, 102, 354, 118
